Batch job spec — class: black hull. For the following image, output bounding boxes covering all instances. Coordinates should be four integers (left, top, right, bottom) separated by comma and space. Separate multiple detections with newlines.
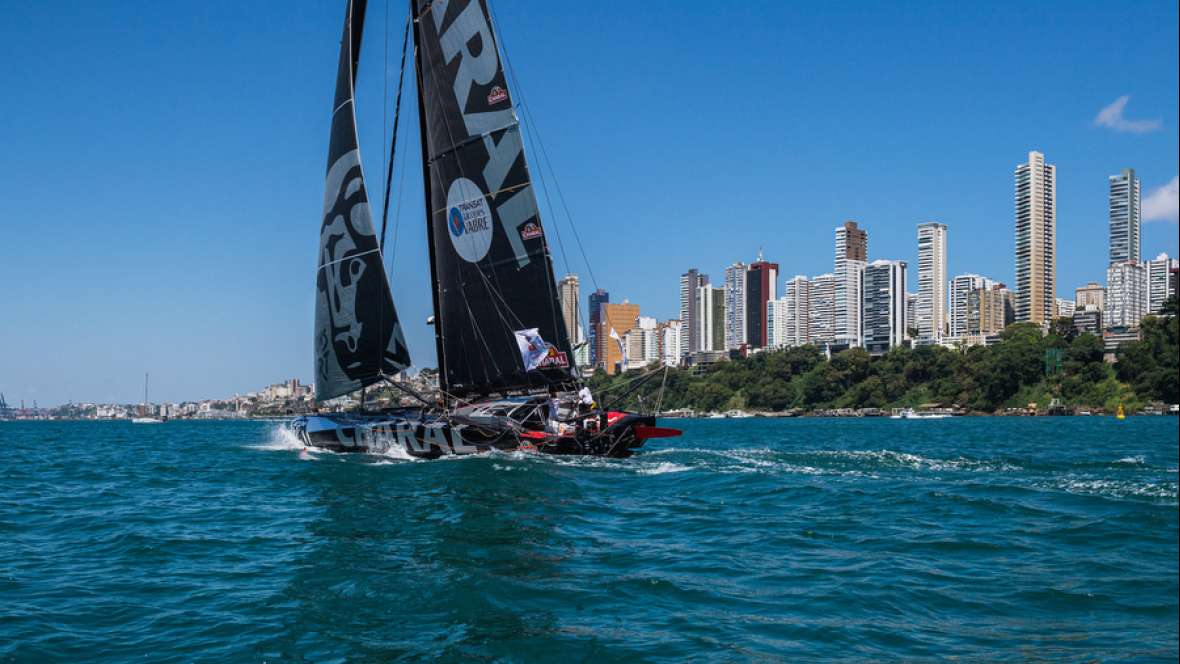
290, 410, 657, 459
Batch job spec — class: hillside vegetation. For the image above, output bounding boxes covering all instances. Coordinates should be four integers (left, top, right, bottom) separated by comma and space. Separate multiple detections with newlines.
588, 300, 1178, 415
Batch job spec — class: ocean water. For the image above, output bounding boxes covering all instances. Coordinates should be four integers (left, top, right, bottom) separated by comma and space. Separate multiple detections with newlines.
1, 417, 1176, 662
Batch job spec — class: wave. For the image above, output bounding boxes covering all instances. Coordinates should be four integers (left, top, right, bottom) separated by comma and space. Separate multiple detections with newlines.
249, 425, 306, 451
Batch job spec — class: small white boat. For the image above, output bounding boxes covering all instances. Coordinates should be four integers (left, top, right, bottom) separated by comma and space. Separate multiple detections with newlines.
132, 372, 165, 424
890, 407, 949, 420
724, 410, 752, 419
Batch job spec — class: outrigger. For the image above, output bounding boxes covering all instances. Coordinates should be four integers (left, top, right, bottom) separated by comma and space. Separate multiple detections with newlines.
291, 0, 680, 457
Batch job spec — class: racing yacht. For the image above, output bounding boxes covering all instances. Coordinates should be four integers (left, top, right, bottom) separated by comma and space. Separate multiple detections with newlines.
291, 0, 679, 458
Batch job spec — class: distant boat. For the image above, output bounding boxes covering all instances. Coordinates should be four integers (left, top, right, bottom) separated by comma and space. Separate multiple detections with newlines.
891, 408, 949, 420
724, 410, 752, 419
131, 373, 163, 424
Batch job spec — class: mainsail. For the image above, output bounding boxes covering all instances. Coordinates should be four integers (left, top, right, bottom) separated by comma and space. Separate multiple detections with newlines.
412, 0, 576, 400
315, 0, 411, 402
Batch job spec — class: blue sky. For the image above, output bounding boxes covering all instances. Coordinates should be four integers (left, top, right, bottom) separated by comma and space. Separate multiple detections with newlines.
1, 0, 1177, 406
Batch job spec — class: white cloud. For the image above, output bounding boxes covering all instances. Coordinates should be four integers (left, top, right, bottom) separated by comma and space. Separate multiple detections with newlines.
1093, 95, 1162, 134
1143, 176, 1179, 223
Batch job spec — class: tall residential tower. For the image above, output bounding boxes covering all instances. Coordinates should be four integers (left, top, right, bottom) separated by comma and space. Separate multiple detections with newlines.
915, 222, 948, 340
1108, 168, 1141, 265
1014, 151, 1056, 326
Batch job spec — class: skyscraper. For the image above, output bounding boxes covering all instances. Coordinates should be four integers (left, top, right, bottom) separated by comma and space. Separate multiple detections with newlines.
861, 260, 907, 355
1104, 261, 1147, 329
766, 298, 787, 349
807, 273, 836, 345
696, 285, 725, 352
835, 259, 866, 347
784, 275, 810, 347
588, 288, 609, 368
723, 262, 748, 350
1014, 150, 1056, 326
1108, 168, 1141, 265
558, 274, 580, 350
679, 269, 708, 360
834, 221, 868, 346
745, 253, 779, 349
915, 222, 948, 340
835, 221, 868, 269
1145, 253, 1178, 314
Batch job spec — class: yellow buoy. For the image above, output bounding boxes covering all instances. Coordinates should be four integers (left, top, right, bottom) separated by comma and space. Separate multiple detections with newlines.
1116, 403, 1126, 420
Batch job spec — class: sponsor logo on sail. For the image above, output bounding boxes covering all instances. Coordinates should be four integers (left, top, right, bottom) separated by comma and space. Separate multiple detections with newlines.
520, 221, 543, 240
444, 177, 494, 262
539, 345, 569, 369
487, 85, 508, 105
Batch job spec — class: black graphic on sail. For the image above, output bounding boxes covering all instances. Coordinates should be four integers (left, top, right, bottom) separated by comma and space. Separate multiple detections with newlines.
315, 0, 411, 402
412, 0, 575, 399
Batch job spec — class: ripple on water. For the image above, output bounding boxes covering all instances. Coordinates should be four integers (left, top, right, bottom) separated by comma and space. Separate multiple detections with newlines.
0, 417, 1176, 661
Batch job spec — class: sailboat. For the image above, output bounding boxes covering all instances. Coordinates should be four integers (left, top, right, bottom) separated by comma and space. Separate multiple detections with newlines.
291, 0, 680, 458
131, 373, 164, 424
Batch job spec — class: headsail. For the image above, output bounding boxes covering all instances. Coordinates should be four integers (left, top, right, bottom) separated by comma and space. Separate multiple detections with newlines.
315, 0, 411, 402
412, 0, 576, 400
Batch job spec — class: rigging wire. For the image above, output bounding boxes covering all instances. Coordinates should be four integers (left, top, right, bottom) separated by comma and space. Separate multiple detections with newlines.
487, 2, 601, 293
378, 14, 411, 253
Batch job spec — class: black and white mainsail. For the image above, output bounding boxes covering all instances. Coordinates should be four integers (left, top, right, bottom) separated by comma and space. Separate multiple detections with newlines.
315, 0, 411, 401
412, 0, 576, 400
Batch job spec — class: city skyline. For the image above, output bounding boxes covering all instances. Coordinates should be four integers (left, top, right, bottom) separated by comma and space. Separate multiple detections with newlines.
2, 1, 1177, 405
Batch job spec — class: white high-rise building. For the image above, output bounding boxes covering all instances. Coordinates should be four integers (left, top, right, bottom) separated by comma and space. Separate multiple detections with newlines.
766, 297, 789, 349
1014, 150, 1057, 325
558, 274, 580, 348
861, 260, 908, 355
783, 275, 810, 347
834, 222, 868, 347
636, 316, 659, 366
1145, 253, 1178, 314
915, 222, 948, 340
723, 262, 747, 350
835, 259, 866, 347
678, 269, 708, 359
949, 274, 989, 336
658, 320, 682, 367
807, 274, 836, 345
1104, 261, 1147, 328
1108, 168, 1141, 265
697, 285, 716, 352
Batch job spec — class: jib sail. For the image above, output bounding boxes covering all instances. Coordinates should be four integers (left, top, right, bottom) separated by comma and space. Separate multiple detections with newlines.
315, 0, 411, 402
412, 0, 576, 399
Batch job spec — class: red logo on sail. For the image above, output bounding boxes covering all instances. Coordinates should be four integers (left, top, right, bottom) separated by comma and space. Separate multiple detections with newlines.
539, 345, 569, 368
487, 86, 508, 105
520, 222, 543, 240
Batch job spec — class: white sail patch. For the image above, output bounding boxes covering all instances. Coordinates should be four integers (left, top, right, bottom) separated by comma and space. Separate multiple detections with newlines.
445, 177, 494, 262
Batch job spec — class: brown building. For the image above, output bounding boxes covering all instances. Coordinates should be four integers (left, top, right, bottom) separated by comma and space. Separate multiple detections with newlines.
837, 220, 868, 262
598, 301, 640, 375
745, 253, 779, 349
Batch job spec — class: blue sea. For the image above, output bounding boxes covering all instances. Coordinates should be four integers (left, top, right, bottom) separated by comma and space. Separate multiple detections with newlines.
1, 417, 1177, 661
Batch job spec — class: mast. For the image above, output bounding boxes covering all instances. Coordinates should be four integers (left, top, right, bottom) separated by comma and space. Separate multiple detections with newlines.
411, 2, 449, 404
